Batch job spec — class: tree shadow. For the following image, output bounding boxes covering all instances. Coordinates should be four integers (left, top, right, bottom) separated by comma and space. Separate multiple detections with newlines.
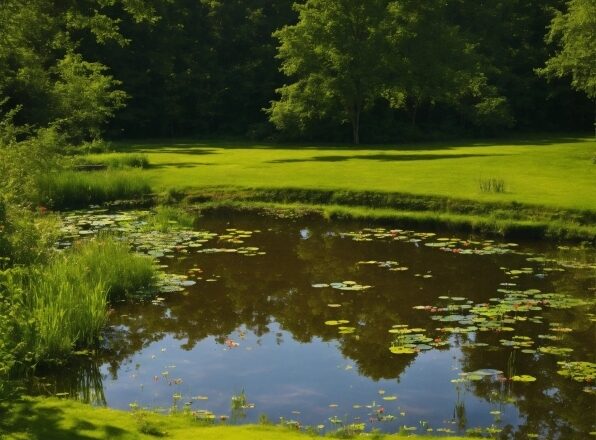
113, 134, 588, 153
148, 162, 218, 169
0, 399, 130, 440
267, 153, 507, 164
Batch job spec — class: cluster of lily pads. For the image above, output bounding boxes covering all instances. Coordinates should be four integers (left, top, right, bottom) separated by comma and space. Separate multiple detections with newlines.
58, 209, 264, 295
388, 325, 448, 354
312, 281, 372, 291
342, 228, 521, 256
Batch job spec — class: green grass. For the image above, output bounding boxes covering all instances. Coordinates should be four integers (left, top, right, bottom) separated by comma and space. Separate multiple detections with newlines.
0, 397, 478, 439
105, 135, 596, 210
101, 153, 150, 170
37, 170, 153, 209
14, 238, 156, 360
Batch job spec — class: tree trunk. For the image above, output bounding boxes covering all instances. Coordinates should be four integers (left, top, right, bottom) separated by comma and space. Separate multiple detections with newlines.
352, 108, 360, 144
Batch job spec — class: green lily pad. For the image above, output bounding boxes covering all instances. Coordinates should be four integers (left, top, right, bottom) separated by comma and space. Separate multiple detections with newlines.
510, 375, 537, 382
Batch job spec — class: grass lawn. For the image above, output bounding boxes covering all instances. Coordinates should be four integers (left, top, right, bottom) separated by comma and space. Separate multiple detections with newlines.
103, 135, 596, 211
0, 398, 477, 440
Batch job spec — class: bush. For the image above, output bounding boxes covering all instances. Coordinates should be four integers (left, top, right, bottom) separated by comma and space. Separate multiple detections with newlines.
37, 170, 153, 209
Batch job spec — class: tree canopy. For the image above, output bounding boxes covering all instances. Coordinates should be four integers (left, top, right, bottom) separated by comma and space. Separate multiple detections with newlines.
0, 0, 593, 144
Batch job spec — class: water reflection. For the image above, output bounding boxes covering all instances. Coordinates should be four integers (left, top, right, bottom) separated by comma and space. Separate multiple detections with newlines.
31, 212, 595, 438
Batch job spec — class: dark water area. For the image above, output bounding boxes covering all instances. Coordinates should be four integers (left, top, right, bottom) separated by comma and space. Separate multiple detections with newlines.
30, 211, 595, 438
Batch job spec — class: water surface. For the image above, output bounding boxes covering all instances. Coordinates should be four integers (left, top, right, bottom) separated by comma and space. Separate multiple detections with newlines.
33, 211, 595, 438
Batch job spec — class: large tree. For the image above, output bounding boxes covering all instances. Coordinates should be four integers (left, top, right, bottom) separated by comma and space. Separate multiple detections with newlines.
538, 0, 596, 99
268, 0, 492, 143
537, 0, 596, 134
268, 0, 393, 144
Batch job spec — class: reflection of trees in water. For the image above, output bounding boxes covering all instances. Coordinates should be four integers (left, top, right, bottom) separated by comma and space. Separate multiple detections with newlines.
41, 219, 594, 438
29, 359, 106, 406
458, 338, 595, 439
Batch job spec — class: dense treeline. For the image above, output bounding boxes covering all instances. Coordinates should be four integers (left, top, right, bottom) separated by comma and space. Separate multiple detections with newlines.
0, 0, 594, 143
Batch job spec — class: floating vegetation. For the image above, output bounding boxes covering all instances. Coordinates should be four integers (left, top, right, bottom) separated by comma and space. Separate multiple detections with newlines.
556, 361, 596, 383
510, 375, 537, 382
389, 325, 446, 354
342, 227, 521, 256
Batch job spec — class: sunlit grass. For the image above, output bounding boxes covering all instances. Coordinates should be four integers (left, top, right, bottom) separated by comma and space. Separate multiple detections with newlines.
106, 135, 596, 211
0, 397, 480, 440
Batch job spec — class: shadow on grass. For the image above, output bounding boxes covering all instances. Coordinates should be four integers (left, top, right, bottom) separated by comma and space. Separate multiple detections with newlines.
112, 134, 589, 153
0, 399, 129, 440
148, 161, 216, 169
267, 153, 507, 163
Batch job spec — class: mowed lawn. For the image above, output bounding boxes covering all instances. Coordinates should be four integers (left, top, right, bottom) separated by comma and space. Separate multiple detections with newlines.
108, 136, 596, 211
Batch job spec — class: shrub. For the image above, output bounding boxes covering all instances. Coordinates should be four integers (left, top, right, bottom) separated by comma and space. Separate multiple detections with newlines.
37, 170, 153, 209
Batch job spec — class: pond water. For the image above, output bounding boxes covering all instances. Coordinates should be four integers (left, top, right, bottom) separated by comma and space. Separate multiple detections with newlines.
31, 210, 595, 438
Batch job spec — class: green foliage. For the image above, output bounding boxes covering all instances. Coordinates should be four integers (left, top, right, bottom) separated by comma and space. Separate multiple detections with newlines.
37, 170, 152, 209
269, 0, 393, 143
269, 0, 504, 142
0, 110, 63, 205
51, 53, 127, 142
538, 0, 596, 99
21, 264, 109, 360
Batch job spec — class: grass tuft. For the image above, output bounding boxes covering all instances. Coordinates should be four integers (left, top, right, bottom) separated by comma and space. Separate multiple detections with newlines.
479, 177, 506, 193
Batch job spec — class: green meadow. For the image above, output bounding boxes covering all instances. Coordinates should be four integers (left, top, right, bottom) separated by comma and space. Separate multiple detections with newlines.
104, 136, 595, 210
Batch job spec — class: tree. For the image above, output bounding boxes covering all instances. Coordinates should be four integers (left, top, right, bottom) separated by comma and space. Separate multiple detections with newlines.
0, 0, 153, 142
538, 0, 596, 133
268, 0, 392, 144
538, 0, 596, 99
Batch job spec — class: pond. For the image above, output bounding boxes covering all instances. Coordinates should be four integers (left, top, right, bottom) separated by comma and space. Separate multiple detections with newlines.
30, 209, 595, 438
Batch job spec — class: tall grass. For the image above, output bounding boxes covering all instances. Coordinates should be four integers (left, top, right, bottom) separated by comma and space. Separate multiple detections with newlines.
71, 238, 157, 301
478, 177, 506, 193
26, 266, 108, 358
37, 170, 153, 209
144, 206, 195, 232
19, 238, 157, 360
102, 154, 150, 170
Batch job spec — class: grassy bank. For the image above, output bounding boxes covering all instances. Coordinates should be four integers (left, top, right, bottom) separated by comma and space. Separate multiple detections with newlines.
186, 188, 596, 241
0, 398, 478, 440
105, 135, 596, 210
82, 135, 596, 241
